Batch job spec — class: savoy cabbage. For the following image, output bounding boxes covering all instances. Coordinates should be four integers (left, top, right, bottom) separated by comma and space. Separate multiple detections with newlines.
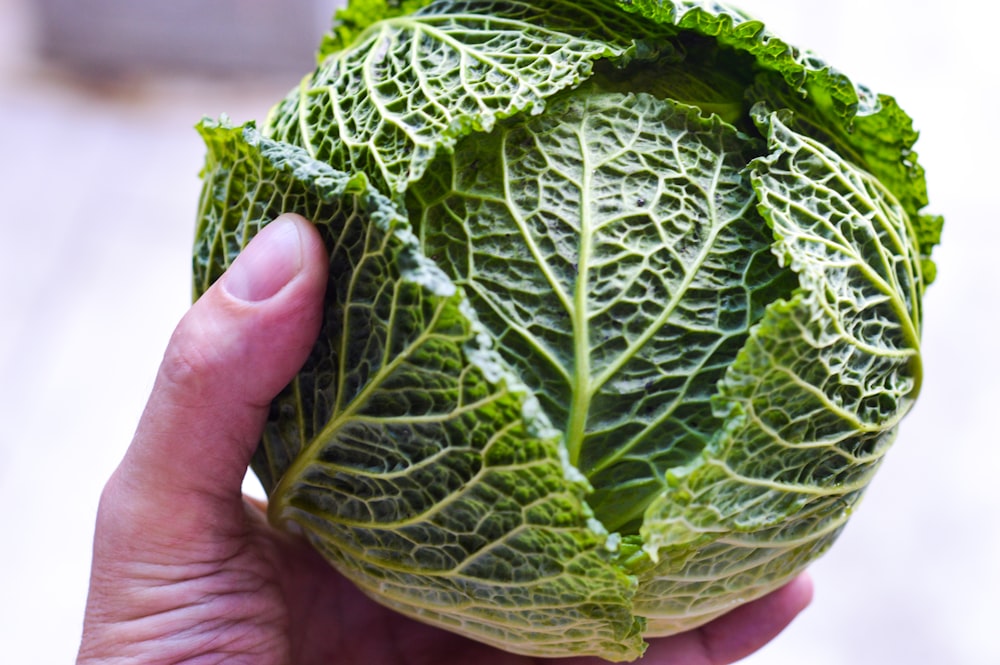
192, 0, 942, 660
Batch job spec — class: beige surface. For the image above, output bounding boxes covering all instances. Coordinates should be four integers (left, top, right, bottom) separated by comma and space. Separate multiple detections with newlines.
0, 1, 995, 663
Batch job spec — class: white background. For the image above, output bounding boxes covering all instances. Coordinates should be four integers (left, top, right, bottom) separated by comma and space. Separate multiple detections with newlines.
0, 1, 995, 663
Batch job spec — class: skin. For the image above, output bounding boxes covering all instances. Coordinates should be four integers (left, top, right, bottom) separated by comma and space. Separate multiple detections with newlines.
77, 214, 813, 665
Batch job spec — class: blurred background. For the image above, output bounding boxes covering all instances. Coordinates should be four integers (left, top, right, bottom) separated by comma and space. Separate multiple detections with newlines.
0, 0, 995, 663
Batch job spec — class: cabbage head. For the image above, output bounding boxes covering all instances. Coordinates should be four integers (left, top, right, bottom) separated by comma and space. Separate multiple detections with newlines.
192, 0, 942, 660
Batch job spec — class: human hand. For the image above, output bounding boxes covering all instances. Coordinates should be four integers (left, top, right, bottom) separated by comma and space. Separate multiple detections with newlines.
77, 213, 813, 665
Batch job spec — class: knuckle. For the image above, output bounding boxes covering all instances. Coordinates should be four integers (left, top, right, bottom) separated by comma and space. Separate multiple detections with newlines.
157, 322, 234, 404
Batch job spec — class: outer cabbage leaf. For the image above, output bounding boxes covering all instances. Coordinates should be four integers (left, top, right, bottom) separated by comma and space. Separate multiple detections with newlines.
262, 0, 678, 195
747, 73, 941, 284
632, 110, 925, 633
194, 118, 646, 662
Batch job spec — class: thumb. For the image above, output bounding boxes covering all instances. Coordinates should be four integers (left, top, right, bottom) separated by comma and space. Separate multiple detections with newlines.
110, 213, 328, 540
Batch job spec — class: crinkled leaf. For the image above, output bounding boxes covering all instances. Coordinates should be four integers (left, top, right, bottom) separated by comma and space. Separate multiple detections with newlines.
408, 87, 795, 535
748, 77, 942, 285
618, 0, 868, 113
263, 0, 677, 195
194, 118, 646, 662
634, 110, 924, 632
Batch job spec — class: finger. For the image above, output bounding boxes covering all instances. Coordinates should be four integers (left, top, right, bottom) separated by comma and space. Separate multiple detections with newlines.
108, 213, 328, 539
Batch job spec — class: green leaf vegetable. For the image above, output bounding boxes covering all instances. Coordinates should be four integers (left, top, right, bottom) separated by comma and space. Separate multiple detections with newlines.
193, 1, 942, 660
